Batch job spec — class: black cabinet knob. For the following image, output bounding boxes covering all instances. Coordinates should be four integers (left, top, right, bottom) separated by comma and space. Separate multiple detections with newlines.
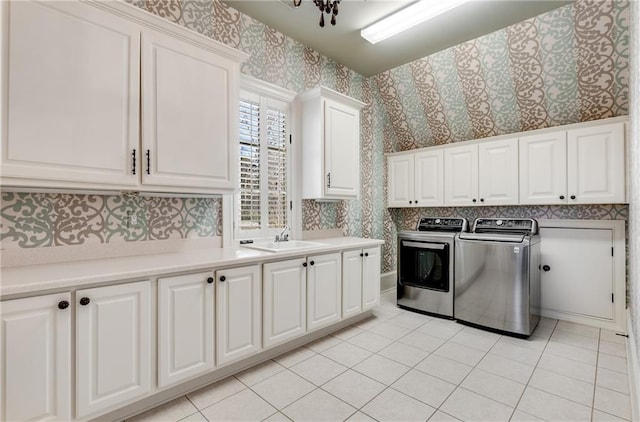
79, 297, 90, 306
559, 195, 565, 200
472, 199, 477, 203
207, 277, 214, 284
480, 198, 485, 202
542, 265, 551, 272
570, 195, 576, 200
409, 200, 413, 204
415, 200, 418, 204
310, 261, 315, 266
58, 300, 69, 310
365, 252, 369, 257
360, 253, 364, 257
303, 262, 307, 267
219, 275, 226, 282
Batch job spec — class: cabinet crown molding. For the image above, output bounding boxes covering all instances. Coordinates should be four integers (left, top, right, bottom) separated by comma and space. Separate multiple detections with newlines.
385, 115, 629, 158
85, 0, 248, 63
298, 85, 366, 110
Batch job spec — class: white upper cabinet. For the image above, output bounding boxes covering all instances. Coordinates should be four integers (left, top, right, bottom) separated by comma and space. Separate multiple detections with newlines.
1, 293, 72, 422
157, 272, 215, 388
520, 121, 625, 205
415, 150, 445, 207
216, 265, 262, 365
1, 1, 140, 188
76, 281, 152, 419
477, 139, 519, 205
567, 122, 625, 204
1, 0, 246, 194
519, 131, 568, 205
387, 154, 414, 207
444, 144, 479, 206
387, 150, 443, 208
444, 140, 517, 207
300, 87, 365, 199
141, 30, 237, 191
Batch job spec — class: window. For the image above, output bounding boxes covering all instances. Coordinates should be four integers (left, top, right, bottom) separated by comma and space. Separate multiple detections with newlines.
236, 87, 292, 239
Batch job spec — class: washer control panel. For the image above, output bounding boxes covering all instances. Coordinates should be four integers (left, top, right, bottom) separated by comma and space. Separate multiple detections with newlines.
472, 218, 538, 235
416, 217, 469, 232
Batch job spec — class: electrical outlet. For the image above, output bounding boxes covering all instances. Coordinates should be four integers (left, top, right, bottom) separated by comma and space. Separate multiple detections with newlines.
126, 210, 139, 228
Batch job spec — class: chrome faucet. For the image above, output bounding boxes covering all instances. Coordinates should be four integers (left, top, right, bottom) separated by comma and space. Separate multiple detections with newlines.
275, 226, 290, 242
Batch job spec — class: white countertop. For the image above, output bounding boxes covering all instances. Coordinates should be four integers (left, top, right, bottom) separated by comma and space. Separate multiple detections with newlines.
0, 237, 384, 299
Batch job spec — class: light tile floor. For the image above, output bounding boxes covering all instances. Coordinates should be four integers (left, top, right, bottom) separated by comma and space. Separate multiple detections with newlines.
128, 291, 633, 422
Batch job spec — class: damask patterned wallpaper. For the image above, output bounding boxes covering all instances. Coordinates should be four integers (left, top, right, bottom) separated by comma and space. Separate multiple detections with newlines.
375, 0, 629, 151
0, 193, 221, 249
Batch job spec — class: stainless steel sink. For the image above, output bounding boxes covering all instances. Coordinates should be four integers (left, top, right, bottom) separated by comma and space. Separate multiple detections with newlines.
241, 240, 327, 253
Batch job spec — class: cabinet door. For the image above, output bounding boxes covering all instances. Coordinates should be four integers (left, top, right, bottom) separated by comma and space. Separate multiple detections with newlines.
387, 155, 414, 207
362, 247, 381, 310
519, 132, 567, 205
540, 228, 614, 320
263, 259, 307, 347
141, 30, 238, 191
158, 272, 215, 388
567, 122, 626, 204
216, 265, 261, 365
307, 253, 342, 331
478, 139, 519, 205
2, 1, 139, 187
1, 293, 71, 422
444, 145, 478, 206
415, 150, 444, 207
76, 281, 151, 419
342, 250, 363, 318
324, 99, 360, 198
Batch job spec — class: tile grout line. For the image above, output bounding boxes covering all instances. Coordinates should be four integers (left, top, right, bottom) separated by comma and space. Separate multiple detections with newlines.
183, 395, 210, 422
591, 327, 602, 421
507, 318, 558, 421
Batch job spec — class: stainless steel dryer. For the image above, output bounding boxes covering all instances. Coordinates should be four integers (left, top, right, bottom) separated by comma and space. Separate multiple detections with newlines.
455, 218, 541, 337
397, 218, 469, 318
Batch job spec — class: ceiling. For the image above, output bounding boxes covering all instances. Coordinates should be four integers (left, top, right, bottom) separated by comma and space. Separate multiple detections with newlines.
220, 0, 572, 77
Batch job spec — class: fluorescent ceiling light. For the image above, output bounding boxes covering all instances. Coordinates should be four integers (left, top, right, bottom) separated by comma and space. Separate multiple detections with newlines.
361, 0, 472, 44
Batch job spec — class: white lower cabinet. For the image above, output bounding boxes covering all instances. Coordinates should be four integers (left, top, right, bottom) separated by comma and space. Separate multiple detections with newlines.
216, 265, 262, 365
540, 228, 615, 320
346, 247, 381, 311
1, 293, 72, 422
76, 280, 152, 419
307, 253, 342, 331
362, 247, 381, 310
263, 258, 307, 347
158, 272, 215, 388
0, 243, 383, 420
342, 250, 364, 318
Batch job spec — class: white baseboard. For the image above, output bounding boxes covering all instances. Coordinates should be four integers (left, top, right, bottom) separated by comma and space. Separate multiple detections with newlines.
627, 309, 640, 422
381, 271, 396, 292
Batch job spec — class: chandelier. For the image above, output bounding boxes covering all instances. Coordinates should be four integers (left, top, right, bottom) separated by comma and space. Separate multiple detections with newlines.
293, 0, 341, 27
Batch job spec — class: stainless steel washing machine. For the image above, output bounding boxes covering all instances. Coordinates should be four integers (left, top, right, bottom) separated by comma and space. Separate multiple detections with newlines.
397, 218, 469, 318
455, 218, 541, 337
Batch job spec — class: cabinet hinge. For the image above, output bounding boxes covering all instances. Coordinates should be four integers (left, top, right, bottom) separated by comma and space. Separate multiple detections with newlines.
612, 293, 614, 303
611, 247, 614, 257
